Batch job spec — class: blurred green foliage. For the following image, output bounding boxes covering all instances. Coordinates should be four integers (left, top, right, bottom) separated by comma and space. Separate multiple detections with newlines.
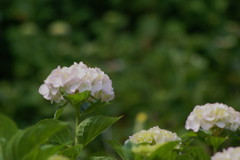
1, 0, 240, 153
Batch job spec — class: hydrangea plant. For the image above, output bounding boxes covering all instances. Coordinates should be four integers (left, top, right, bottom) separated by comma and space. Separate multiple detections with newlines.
0, 62, 120, 160
1, 62, 240, 160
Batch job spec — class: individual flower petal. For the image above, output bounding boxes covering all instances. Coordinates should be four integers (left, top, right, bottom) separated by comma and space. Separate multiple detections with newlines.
39, 84, 49, 96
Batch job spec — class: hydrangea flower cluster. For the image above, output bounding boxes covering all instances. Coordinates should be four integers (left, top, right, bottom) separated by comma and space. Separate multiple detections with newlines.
185, 103, 240, 132
39, 62, 114, 103
211, 147, 240, 160
125, 126, 181, 155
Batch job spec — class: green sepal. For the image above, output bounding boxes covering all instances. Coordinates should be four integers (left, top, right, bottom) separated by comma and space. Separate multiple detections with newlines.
61, 90, 91, 108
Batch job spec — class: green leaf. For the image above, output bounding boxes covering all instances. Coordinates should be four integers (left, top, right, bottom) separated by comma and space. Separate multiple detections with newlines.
60, 144, 83, 159
149, 141, 179, 160
4, 119, 66, 160
107, 140, 129, 160
54, 102, 68, 120
0, 113, 18, 160
80, 101, 107, 117
0, 146, 3, 160
49, 124, 73, 146
78, 115, 122, 146
184, 146, 210, 160
26, 144, 64, 160
176, 154, 192, 160
180, 131, 198, 146
205, 136, 227, 151
0, 113, 18, 145
63, 90, 91, 107
180, 131, 198, 139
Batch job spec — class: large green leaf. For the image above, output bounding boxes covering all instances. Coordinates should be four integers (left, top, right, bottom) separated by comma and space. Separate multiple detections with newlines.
78, 115, 122, 146
4, 119, 66, 160
107, 140, 129, 160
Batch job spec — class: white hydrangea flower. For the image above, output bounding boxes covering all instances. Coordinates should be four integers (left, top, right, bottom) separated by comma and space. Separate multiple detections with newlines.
125, 126, 181, 155
39, 62, 114, 103
185, 103, 240, 132
211, 147, 240, 160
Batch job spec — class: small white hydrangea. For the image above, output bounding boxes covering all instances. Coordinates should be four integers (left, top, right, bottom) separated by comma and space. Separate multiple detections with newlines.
125, 126, 181, 155
185, 103, 240, 132
39, 62, 114, 103
211, 147, 240, 160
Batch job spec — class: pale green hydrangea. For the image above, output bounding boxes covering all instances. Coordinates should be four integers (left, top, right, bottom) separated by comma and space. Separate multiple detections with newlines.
125, 126, 181, 155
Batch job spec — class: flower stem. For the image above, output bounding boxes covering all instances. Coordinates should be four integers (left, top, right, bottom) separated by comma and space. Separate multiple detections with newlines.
75, 109, 80, 146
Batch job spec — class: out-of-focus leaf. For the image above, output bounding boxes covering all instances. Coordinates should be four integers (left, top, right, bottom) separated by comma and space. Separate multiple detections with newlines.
0, 113, 18, 160
0, 113, 18, 144
4, 119, 66, 160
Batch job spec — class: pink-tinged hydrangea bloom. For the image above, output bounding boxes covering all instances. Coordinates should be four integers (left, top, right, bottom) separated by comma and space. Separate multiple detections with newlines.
185, 103, 240, 132
39, 62, 114, 103
212, 147, 240, 160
